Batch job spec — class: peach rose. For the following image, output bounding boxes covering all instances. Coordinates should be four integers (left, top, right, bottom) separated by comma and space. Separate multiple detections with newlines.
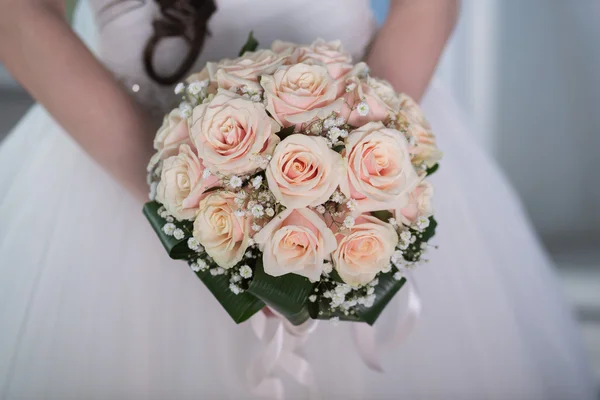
148, 109, 193, 169
272, 39, 353, 80
261, 63, 344, 128
206, 49, 288, 93
332, 215, 398, 286
340, 122, 420, 212
190, 89, 280, 176
396, 180, 434, 226
342, 65, 400, 126
396, 94, 442, 167
254, 208, 337, 281
266, 134, 344, 209
155, 144, 220, 220
193, 190, 250, 269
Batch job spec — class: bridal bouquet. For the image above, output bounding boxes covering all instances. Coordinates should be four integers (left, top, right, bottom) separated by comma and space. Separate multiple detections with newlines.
144, 34, 442, 326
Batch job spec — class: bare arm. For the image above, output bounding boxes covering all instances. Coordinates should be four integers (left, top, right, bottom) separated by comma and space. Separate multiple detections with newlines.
0, 0, 154, 202
366, 0, 459, 101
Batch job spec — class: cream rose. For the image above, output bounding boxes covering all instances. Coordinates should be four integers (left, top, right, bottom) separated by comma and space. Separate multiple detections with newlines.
340, 122, 420, 212
206, 49, 288, 92
266, 134, 344, 209
342, 67, 400, 126
396, 94, 442, 167
155, 144, 220, 220
254, 208, 337, 281
261, 63, 344, 128
272, 39, 353, 80
193, 191, 250, 269
190, 89, 280, 176
332, 215, 398, 286
148, 109, 193, 169
396, 180, 434, 226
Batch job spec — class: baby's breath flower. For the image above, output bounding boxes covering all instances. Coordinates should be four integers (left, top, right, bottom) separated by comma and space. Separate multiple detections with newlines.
190, 262, 200, 272
335, 117, 345, 126
416, 216, 430, 231
202, 169, 212, 179
251, 204, 264, 218
229, 284, 242, 295
234, 210, 246, 218
162, 223, 176, 236
323, 261, 333, 274
231, 274, 242, 283
356, 102, 369, 116
174, 82, 185, 95
381, 263, 392, 273
188, 238, 204, 252
308, 294, 317, 302
388, 217, 398, 227
173, 228, 185, 240
188, 82, 204, 95
331, 191, 345, 203
369, 278, 379, 287
393, 271, 403, 281
252, 223, 261, 232
400, 231, 412, 242
346, 199, 357, 211
343, 215, 355, 229
323, 116, 336, 129
239, 265, 253, 279
250, 94, 261, 102
248, 238, 256, 247
345, 82, 357, 92
251, 175, 263, 189
391, 250, 404, 266
265, 207, 275, 217
179, 102, 192, 118
315, 205, 326, 214
229, 175, 243, 189
210, 267, 225, 276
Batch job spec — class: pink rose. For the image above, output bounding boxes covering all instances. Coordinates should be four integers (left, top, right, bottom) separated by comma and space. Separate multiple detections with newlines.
190, 89, 280, 176
395, 94, 442, 167
254, 208, 337, 281
155, 144, 220, 220
396, 180, 434, 226
266, 134, 344, 209
341, 65, 400, 126
272, 39, 353, 81
261, 63, 344, 128
207, 49, 288, 93
340, 122, 420, 212
193, 190, 250, 269
148, 109, 193, 169
332, 215, 398, 286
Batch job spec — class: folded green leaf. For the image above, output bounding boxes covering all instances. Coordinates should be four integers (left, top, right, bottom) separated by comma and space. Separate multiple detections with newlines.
239, 31, 259, 57
195, 268, 265, 324
143, 201, 195, 260
247, 260, 314, 325
426, 163, 439, 176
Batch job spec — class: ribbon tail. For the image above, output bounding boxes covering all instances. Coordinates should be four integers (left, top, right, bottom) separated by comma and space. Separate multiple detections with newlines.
352, 274, 422, 372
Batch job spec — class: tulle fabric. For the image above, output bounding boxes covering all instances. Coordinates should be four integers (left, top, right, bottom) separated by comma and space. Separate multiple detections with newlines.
0, 1, 596, 399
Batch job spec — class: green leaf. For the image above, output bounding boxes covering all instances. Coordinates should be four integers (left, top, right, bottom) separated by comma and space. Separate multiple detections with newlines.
247, 260, 314, 325
275, 126, 295, 141
143, 201, 194, 260
356, 274, 406, 325
425, 163, 439, 176
371, 210, 393, 223
332, 144, 345, 153
195, 267, 265, 324
238, 31, 259, 57
307, 271, 406, 325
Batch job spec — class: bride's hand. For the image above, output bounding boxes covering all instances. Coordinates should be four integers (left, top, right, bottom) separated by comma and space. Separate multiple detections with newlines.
0, 0, 155, 203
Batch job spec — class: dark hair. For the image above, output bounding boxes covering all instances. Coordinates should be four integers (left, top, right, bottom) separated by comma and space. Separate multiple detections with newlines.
143, 0, 217, 85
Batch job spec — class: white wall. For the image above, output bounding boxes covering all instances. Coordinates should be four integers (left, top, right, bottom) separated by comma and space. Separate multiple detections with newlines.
438, 0, 600, 240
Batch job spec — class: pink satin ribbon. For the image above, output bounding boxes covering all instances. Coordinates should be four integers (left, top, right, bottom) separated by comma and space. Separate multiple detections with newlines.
246, 273, 421, 398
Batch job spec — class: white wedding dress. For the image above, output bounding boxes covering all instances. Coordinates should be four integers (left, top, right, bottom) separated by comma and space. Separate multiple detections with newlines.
0, 1, 596, 399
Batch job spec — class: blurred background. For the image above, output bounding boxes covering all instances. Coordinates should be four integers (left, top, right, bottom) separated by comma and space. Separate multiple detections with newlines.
1, 0, 598, 386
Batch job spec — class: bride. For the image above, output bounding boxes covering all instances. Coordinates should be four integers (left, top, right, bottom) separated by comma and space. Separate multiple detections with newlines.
0, 0, 596, 399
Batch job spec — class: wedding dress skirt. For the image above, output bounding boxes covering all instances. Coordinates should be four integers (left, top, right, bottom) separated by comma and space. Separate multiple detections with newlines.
0, 1, 596, 399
